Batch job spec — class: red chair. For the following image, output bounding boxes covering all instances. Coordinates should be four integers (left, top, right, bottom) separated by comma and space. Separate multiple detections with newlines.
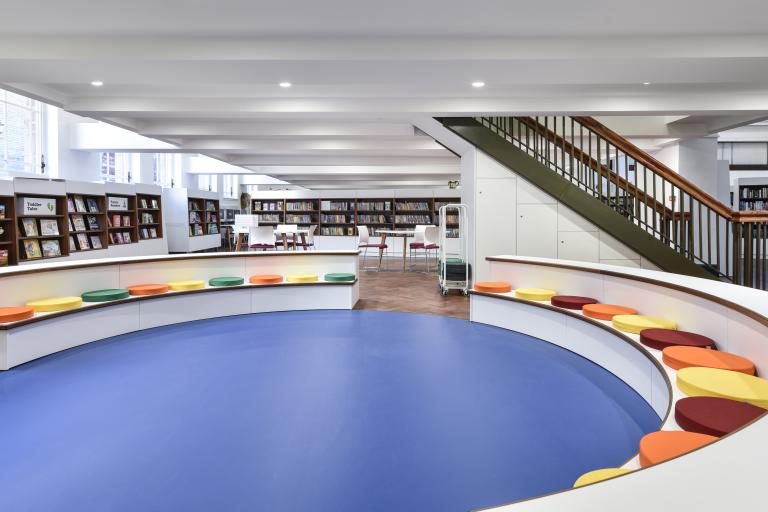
358, 226, 387, 271
423, 225, 440, 272
248, 226, 276, 251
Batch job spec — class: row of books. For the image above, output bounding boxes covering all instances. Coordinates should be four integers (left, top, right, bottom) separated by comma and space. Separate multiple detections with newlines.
70, 233, 104, 252
320, 226, 355, 236
140, 213, 157, 225
394, 215, 433, 224
395, 201, 430, 211
109, 215, 132, 228
67, 196, 100, 214
189, 212, 203, 223
254, 214, 281, 223
357, 201, 392, 211
140, 228, 159, 239
740, 186, 768, 199
357, 215, 391, 224
285, 201, 316, 211
320, 201, 351, 211
109, 232, 133, 244
321, 214, 351, 223
286, 214, 312, 223
739, 200, 768, 210
69, 215, 100, 232
208, 223, 219, 234
139, 197, 160, 209
22, 239, 62, 259
20, 217, 60, 237
253, 201, 283, 211
206, 212, 218, 223
0, 204, 5, 219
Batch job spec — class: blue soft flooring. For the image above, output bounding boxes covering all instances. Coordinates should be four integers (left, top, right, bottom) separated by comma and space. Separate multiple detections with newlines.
0, 310, 660, 511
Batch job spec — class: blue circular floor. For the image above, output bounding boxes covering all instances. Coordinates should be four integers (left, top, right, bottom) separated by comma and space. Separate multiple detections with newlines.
0, 311, 660, 511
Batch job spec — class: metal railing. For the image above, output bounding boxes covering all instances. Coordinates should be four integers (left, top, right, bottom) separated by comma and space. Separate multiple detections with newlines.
476, 116, 768, 289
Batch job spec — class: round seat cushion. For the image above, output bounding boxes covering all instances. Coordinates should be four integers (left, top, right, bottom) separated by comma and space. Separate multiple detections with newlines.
582, 304, 637, 321
168, 280, 206, 291
638, 430, 717, 468
249, 274, 283, 285
26, 297, 83, 312
128, 284, 170, 296
324, 273, 356, 282
286, 274, 318, 283
638, 328, 717, 351
514, 288, 557, 301
209, 277, 245, 287
0, 306, 35, 323
474, 281, 512, 293
675, 396, 765, 437
663, 346, 755, 374
612, 315, 677, 334
573, 468, 633, 488
81, 289, 130, 303
551, 295, 598, 309
677, 367, 768, 409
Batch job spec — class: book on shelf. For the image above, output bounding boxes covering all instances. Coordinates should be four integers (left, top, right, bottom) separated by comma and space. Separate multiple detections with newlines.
87, 198, 99, 213
74, 195, 87, 213
69, 235, 77, 252
140, 228, 149, 239
321, 214, 349, 223
90, 236, 103, 249
0, 203, 5, 219
109, 233, 117, 244
396, 201, 430, 211
189, 200, 201, 211
357, 215, 390, 224
286, 214, 312, 223
740, 186, 768, 199
286, 201, 315, 211
151, 199, 159, 209
320, 226, 354, 236
140, 198, 148, 209
111, 214, 122, 227
86, 215, 99, 230
67, 197, 76, 213
357, 201, 392, 211
122, 215, 131, 227
149, 228, 157, 238
39, 218, 59, 236
77, 233, 90, 250
208, 223, 219, 234
23, 239, 42, 259
0, 249, 8, 266
394, 214, 432, 224
41, 239, 61, 258
21, 218, 38, 237
189, 211, 202, 223
121, 232, 132, 243
141, 212, 155, 224
320, 200, 350, 211
72, 215, 87, 232
206, 201, 217, 211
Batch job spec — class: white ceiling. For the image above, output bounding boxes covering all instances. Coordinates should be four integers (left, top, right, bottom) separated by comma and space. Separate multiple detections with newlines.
3, 0, 768, 188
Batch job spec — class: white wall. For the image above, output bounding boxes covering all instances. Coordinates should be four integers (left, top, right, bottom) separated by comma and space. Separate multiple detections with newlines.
57, 112, 101, 182
471, 150, 658, 281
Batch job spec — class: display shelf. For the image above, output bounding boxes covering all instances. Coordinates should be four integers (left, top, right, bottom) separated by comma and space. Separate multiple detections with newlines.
434, 197, 461, 238
67, 193, 108, 253
137, 193, 163, 241
106, 194, 139, 246
0, 196, 18, 266
204, 199, 220, 236
15, 194, 68, 262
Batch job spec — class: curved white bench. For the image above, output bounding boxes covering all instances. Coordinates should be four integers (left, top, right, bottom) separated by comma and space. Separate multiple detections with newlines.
473, 256, 767, 511
0, 251, 359, 370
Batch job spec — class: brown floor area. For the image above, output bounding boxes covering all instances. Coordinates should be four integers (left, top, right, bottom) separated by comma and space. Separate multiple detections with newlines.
354, 266, 469, 319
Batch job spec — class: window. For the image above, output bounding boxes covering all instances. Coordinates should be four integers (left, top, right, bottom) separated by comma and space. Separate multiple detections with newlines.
153, 153, 181, 188
100, 152, 138, 183
0, 89, 46, 174
223, 174, 238, 198
198, 174, 218, 192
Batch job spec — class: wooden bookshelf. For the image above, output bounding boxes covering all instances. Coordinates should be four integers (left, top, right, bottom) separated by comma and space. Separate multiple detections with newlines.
137, 193, 163, 240
393, 198, 434, 231
16, 194, 68, 262
434, 197, 461, 238
252, 199, 285, 225
67, 193, 108, 253
355, 198, 393, 236
285, 199, 319, 227
319, 199, 355, 236
204, 199, 220, 236
106, 194, 139, 246
737, 184, 768, 211
0, 196, 18, 266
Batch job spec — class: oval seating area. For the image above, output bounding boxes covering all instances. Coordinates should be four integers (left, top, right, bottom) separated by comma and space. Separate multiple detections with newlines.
470, 257, 768, 507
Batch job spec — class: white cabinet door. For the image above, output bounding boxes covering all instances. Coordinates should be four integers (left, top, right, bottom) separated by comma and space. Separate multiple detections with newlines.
517, 203, 557, 258
476, 178, 516, 280
558, 231, 600, 262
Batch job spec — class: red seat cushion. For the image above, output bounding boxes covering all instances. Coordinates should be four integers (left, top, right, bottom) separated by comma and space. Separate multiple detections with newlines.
425, 244, 439, 249
550, 295, 598, 310
250, 244, 275, 249
639, 328, 717, 350
409, 242, 425, 249
675, 396, 764, 437
359, 243, 387, 249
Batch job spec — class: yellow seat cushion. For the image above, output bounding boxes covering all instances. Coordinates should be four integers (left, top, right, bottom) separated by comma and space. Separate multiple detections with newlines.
573, 468, 633, 488
286, 274, 319, 283
167, 280, 206, 291
514, 288, 557, 301
26, 296, 83, 312
612, 315, 677, 334
677, 367, 768, 409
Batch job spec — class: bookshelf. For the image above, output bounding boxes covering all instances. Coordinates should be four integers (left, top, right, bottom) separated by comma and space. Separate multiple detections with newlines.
106, 194, 139, 246
736, 183, 768, 211
252, 199, 285, 225
204, 199, 220, 236
285, 199, 319, 227
434, 197, 461, 238
355, 198, 393, 236
320, 199, 355, 236
0, 195, 17, 266
393, 198, 434, 232
189, 198, 220, 236
16, 194, 68, 262
67, 193, 108, 253
137, 193, 163, 241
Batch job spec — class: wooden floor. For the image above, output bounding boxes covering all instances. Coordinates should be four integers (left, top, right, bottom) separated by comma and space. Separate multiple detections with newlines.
355, 264, 469, 319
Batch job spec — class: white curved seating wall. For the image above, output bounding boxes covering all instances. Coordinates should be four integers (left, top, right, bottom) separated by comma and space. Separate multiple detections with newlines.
0, 251, 359, 370
473, 255, 768, 511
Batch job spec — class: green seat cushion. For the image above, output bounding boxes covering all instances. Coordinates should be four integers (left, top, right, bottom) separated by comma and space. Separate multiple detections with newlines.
81, 289, 130, 302
324, 272, 356, 282
209, 276, 245, 287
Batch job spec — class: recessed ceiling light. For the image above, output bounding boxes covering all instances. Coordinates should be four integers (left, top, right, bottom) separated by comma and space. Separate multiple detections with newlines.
642, 82, 651, 86
471, 81, 486, 88
91, 80, 104, 87
279, 82, 292, 88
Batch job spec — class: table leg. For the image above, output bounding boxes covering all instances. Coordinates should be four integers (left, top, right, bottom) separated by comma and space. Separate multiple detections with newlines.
379, 232, 387, 269
300, 233, 308, 251
282, 233, 289, 250
235, 233, 242, 251
402, 236, 407, 271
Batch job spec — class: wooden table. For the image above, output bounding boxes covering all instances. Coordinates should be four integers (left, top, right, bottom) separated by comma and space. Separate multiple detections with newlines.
275, 228, 310, 251
377, 229, 416, 271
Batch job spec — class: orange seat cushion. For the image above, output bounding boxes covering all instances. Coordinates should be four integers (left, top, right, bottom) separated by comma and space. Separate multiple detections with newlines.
638, 431, 717, 468
474, 281, 512, 293
663, 346, 755, 375
582, 304, 638, 321
0, 306, 35, 323
128, 284, 170, 296
249, 274, 284, 285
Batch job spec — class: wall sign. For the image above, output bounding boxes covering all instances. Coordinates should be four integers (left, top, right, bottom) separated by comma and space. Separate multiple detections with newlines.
108, 196, 129, 211
22, 197, 57, 216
